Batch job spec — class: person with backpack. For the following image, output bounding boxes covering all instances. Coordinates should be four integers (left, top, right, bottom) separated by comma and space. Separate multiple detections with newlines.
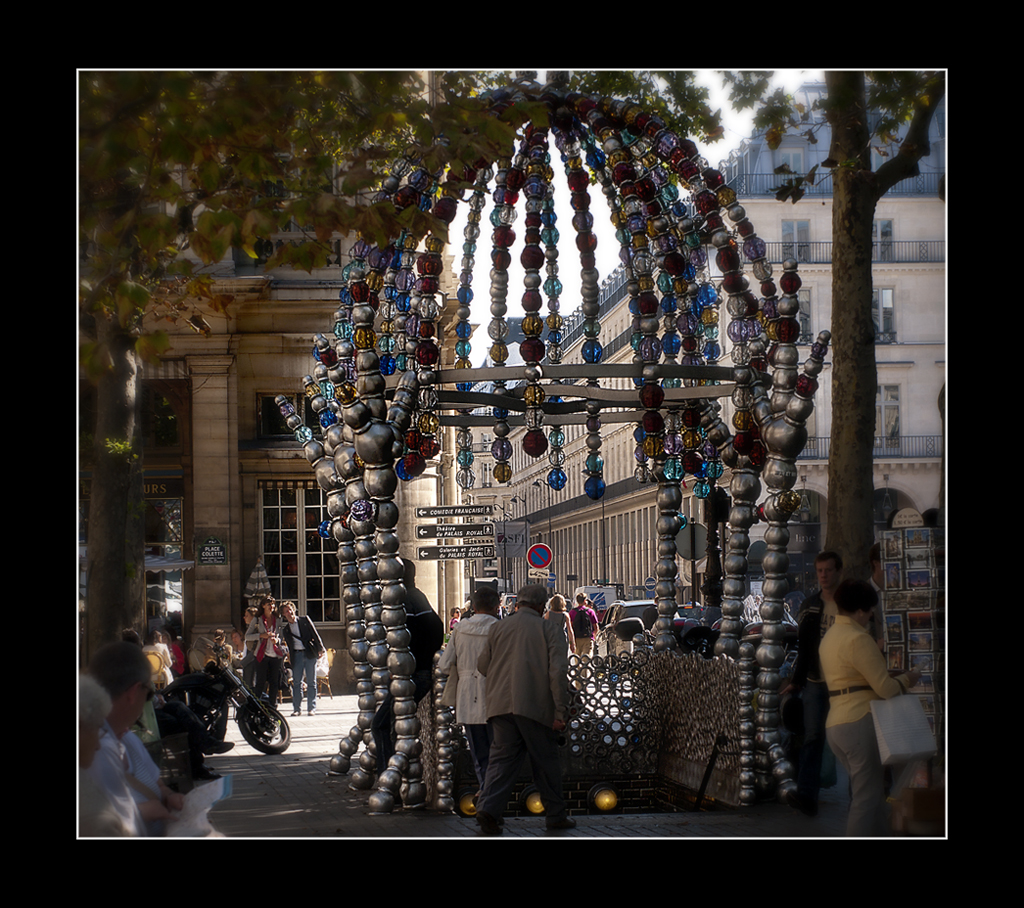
569, 594, 599, 657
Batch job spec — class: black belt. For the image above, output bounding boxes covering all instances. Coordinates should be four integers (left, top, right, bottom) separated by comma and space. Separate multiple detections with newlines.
828, 685, 871, 697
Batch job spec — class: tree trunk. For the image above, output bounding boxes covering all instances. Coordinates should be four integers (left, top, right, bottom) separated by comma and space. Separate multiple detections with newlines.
84, 316, 146, 662
823, 72, 878, 581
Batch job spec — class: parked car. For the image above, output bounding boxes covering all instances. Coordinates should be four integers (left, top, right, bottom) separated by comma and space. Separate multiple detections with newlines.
596, 600, 658, 657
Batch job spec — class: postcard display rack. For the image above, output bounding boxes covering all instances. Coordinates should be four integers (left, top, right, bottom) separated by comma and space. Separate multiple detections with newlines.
880, 526, 945, 753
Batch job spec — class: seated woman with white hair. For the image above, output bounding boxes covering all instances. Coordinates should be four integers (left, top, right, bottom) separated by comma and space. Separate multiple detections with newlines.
79, 674, 129, 837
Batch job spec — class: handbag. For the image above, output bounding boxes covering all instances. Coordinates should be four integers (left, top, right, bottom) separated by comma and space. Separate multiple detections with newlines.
870, 694, 937, 765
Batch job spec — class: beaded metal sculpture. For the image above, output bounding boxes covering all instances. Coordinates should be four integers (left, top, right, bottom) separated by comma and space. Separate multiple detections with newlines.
290, 73, 829, 811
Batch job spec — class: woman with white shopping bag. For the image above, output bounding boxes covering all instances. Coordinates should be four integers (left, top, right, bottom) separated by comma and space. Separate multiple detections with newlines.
819, 579, 920, 836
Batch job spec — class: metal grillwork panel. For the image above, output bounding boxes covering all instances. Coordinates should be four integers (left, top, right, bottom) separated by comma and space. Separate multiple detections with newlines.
564, 651, 743, 796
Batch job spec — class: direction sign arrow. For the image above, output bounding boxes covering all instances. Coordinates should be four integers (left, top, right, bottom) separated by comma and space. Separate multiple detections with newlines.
417, 544, 496, 560
415, 523, 496, 539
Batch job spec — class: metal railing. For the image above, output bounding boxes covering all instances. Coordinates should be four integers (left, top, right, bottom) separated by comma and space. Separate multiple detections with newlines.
798, 435, 942, 460
729, 171, 943, 198
765, 240, 944, 265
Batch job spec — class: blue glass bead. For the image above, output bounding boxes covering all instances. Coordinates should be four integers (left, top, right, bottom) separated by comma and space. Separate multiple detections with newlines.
457, 286, 474, 305
582, 339, 603, 364
395, 459, 411, 481
704, 341, 721, 361
585, 476, 606, 500
697, 282, 718, 307
693, 480, 711, 499
547, 468, 567, 490
457, 449, 475, 467
379, 354, 396, 376
662, 332, 681, 355
492, 407, 508, 420
318, 520, 332, 539
294, 426, 313, 443
319, 409, 338, 428
664, 457, 684, 480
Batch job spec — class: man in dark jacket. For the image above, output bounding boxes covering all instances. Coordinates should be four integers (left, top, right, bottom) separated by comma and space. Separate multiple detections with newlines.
783, 550, 842, 817
371, 561, 445, 774
281, 600, 325, 716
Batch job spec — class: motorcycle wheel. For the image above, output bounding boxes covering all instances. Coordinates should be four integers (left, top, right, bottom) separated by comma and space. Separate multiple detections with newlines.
237, 702, 291, 754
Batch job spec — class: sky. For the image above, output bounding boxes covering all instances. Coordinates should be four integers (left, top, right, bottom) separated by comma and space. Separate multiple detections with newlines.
453, 69, 824, 365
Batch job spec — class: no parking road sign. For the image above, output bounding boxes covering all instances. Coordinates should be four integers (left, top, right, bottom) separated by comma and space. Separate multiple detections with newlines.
527, 543, 553, 571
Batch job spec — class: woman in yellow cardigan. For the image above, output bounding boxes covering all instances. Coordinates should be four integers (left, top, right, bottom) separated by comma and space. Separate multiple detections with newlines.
819, 579, 920, 836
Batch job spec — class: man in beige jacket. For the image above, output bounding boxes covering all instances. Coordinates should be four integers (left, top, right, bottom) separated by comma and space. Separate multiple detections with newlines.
473, 584, 574, 835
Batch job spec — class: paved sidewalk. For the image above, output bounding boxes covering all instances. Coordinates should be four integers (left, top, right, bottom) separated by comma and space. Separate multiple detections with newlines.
203, 691, 864, 838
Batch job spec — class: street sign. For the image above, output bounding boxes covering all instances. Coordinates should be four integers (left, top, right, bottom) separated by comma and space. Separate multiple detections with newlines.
527, 543, 553, 571
644, 576, 656, 593
415, 505, 493, 518
415, 523, 495, 540
417, 544, 495, 561
676, 521, 708, 560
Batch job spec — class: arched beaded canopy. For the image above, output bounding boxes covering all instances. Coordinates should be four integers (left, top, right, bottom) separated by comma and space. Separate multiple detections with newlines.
286, 73, 830, 811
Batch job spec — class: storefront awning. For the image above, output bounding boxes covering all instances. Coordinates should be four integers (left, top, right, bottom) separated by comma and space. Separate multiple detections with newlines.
144, 554, 195, 573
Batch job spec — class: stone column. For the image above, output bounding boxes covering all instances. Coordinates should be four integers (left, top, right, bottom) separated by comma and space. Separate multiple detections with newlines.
186, 354, 239, 637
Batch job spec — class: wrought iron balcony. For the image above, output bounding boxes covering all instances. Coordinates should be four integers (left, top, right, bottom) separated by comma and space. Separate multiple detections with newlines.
797, 435, 942, 460
729, 171, 943, 198
765, 240, 944, 266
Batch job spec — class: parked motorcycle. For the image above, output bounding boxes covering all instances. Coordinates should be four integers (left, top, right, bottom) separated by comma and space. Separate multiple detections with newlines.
163, 637, 291, 755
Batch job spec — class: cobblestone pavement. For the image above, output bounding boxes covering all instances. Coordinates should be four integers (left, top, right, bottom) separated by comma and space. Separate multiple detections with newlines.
203, 692, 865, 839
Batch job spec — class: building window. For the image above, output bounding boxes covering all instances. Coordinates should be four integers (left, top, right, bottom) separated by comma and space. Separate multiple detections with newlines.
797, 290, 811, 343
481, 462, 492, 487
782, 220, 810, 263
145, 496, 184, 622
258, 393, 319, 439
873, 219, 894, 262
260, 482, 341, 623
779, 148, 803, 175
875, 385, 900, 449
872, 288, 896, 343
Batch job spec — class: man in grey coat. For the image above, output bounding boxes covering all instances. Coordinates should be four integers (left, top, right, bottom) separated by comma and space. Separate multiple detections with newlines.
474, 584, 574, 835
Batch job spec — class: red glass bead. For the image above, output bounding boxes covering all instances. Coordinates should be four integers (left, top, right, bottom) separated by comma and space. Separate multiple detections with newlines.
642, 410, 664, 434
417, 253, 443, 275
776, 318, 800, 342
403, 451, 426, 477
613, 162, 637, 184
567, 170, 590, 192
639, 383, 665, 409
521, 289, 542, 311
505, 169, 525, 191
796, 374, 819, 397
663, 251, 686, 275
520, 337, 546, 362
780, 272, 802, 294
721, 272, 748, 294
415, 341, 439, 366
733, 431, 753, 455
432, 196, 458, 223
523, 430, 548, 458
492, 225, 515, 248
716, 245, 740, 273
520, 245, 545, 270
